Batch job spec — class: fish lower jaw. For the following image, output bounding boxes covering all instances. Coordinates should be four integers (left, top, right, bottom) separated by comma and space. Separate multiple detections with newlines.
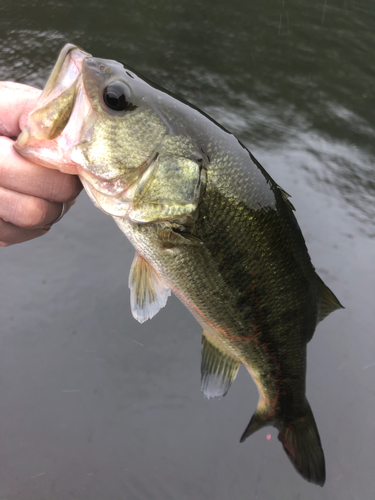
14, 133, 79, 175
78, 174, 132, 217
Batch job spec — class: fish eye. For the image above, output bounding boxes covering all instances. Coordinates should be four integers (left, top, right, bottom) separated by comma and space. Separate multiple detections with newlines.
103, 81, 136, 112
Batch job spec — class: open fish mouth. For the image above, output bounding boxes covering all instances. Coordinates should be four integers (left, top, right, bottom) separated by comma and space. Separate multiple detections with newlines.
15, 44, 92, 173
37, 43, 91, 112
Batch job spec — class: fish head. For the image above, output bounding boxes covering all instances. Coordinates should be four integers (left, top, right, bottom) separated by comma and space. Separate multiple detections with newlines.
15, 44, 195, 218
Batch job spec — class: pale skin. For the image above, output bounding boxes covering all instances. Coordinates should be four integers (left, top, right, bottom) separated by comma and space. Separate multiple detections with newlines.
0, 82, 82, 246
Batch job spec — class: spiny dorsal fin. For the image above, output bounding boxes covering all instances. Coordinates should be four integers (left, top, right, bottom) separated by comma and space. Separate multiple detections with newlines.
128, 252, 171, 324
201, 331, 241, 399
277, 185, 296, 211
316, 274, 344, 323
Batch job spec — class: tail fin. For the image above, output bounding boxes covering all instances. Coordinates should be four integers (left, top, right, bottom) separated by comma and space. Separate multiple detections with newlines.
278, 400, 325, 486
240, 400, 326, 486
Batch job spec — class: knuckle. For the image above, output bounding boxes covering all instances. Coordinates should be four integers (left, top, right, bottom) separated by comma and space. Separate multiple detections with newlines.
0, 217, 48, 246
49, 174, 83, 203
19, 198, 50, 228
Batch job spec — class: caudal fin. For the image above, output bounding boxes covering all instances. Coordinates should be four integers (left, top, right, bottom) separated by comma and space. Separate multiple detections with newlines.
278, 400, 326, 486
240, 400, 326, 486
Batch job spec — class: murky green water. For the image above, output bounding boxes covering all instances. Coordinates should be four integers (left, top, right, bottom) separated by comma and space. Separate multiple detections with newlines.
0, 1, 374, 498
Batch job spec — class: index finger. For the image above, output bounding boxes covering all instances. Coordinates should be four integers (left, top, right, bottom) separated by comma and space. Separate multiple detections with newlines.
0, 82, 41, 137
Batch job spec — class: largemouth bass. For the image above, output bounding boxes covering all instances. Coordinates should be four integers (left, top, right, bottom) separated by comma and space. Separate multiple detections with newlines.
15, 44, 342, 486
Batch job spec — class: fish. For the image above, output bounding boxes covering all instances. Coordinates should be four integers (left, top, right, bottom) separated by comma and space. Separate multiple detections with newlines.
14, 44, 343, 486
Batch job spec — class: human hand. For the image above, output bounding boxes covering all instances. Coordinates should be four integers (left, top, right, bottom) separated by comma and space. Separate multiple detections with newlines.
0, 81, 83, 246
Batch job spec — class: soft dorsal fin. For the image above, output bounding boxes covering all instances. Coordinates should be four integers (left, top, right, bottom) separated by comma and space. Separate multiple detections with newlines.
316, 274, 344, 323
201, 331, 241, 399
128, 252, 171, 324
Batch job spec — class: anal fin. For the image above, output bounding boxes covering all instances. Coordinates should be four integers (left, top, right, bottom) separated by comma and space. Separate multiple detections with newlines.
201, 331, 241, 398
129, 252, 171, 324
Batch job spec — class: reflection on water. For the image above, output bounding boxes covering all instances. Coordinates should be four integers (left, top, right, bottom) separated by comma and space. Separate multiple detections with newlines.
0, 0, 374, 498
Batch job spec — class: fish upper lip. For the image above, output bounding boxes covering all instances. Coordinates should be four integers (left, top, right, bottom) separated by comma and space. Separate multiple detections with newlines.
38, 45, 91, 108
69, 48, 87, 73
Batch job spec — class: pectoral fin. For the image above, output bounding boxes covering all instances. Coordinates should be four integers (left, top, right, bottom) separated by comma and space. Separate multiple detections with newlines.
129, 252, 171, 324
157, 226, 203, 248
201, 331, 241, 398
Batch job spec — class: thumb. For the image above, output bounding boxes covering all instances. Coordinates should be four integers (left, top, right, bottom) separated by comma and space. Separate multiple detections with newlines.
0, 82, 41, 137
